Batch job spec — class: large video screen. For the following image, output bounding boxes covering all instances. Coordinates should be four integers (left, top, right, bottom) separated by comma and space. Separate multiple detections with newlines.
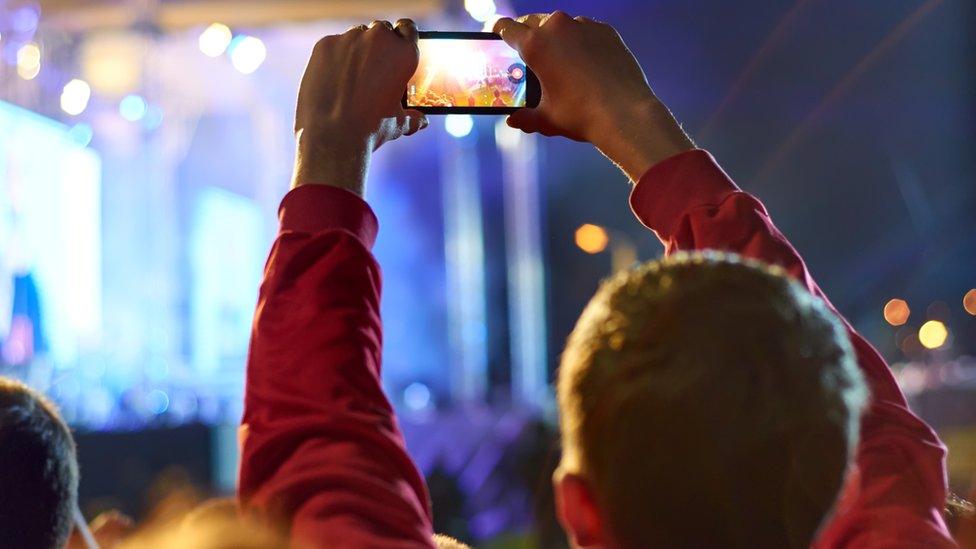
0, 101, 102, 368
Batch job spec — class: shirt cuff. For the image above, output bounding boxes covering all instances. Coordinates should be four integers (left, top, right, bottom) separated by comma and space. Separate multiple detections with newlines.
629, 149, 740, 238
278, 184, 379, 249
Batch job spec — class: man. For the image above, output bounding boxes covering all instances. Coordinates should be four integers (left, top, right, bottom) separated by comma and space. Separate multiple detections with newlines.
238, 14, 954, 548
0, 377, 79, 548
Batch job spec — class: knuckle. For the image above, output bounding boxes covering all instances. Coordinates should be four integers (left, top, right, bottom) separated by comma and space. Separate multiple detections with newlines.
313, 35, 336, 51
547, 10, 572, 25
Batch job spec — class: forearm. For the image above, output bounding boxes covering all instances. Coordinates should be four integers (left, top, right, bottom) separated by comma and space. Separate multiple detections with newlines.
239, 186, 433, 547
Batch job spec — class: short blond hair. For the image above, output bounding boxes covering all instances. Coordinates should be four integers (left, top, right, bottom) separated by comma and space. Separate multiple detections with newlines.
558, 252, 867, 548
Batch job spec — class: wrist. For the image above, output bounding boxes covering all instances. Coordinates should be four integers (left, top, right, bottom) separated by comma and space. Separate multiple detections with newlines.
592, 97, 695, 182
291, 128, 371, 196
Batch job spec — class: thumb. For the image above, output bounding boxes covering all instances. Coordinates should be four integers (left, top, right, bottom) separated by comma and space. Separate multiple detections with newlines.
507, 107, 546, 135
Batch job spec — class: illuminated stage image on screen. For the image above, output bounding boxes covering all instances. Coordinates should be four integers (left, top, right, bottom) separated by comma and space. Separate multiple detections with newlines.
406, 38, 528, 108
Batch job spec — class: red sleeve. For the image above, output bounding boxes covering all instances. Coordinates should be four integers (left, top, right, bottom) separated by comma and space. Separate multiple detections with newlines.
630, 150, 955, 548
238, 184, 435, 548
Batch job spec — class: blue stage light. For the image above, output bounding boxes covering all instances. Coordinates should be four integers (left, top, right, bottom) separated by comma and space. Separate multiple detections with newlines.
403, 382, 432, 411
119, 94, 148, 122
68, 123, 94, 147
147, 389, 170, 415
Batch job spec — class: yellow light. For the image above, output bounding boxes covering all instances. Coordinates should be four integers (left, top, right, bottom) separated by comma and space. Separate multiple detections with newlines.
199, 23, 233, 57
80, 32, 147, 96
964, 289, 976, 316
61, 79, 92, 116
918, 320, 948, 350
575, 224, 609, 254
883, 298, 910, 326
16, 43, 41, 80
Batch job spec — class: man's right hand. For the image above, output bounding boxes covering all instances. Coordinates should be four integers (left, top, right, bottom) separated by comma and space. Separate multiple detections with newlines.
292, 19, 428, 196
494, 13, 695, 181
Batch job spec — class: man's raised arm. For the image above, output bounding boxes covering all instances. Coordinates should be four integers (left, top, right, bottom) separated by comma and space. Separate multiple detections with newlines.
495, 12, 954, 547
238, 20, 433, 547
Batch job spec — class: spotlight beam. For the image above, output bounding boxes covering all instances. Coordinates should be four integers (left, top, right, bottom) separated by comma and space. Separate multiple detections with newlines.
753, 0, 945, 186
698, 0, 815, 141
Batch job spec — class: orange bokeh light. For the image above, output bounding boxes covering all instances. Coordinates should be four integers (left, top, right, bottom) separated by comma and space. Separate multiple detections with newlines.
883, 298, 910, 326
575, 224, 609, 254
964, 289, 976, 316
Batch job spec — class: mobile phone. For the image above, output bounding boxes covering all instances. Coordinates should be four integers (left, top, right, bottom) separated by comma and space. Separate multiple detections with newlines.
403, 31, 541, 115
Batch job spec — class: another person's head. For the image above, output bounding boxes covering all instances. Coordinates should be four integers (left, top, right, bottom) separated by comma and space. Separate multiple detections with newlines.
555, 252, 868, 548
0, 377, 79, 548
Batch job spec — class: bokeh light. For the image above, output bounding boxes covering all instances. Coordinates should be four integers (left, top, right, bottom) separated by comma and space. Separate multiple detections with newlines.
119, 94, 148, 121
199, 23, 233, 57
883, 298, 910, 326
60, 79, 92, 116
67, 123, 94, 147
403, 382, 432, 412
445, 114, 474, 138
465, 0, 498, 22
575, 224, 609, 254
147, 389, 170, 415
229, 35, 267, 74
964, 289, 976, 316
918, 320, 948, 350
143, 105, 165, 130
11, 5, 40, 33
16, 43, 41, 80
80, 32, 147, 96
494, 118, 521, 150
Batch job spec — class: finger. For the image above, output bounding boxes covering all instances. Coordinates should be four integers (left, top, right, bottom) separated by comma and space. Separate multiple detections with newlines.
493, 17, 531, 50
516, 13, 548, 27
368, 20, 394, 31
401, 109, 429, 136
346, 23, 368, 33
394, 18, 419, 42
506, 108, 544, 134
544, 10, 575, 26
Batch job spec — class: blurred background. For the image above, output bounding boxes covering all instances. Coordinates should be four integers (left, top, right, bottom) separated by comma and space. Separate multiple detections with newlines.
0, 0, 974, 546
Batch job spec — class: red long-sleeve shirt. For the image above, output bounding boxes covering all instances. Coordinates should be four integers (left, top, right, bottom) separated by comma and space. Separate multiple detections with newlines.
239, 149, 954, 547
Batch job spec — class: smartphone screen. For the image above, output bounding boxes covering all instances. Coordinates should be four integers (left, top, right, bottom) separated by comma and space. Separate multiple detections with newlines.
404, 32, 540, 114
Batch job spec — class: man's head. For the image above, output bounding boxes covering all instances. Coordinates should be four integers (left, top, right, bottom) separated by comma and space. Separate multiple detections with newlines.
0, 377, 79, 548
555, 252, 867, 548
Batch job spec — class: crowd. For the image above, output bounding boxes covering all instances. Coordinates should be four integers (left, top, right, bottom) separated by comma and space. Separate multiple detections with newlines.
1, 12, 974, 549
